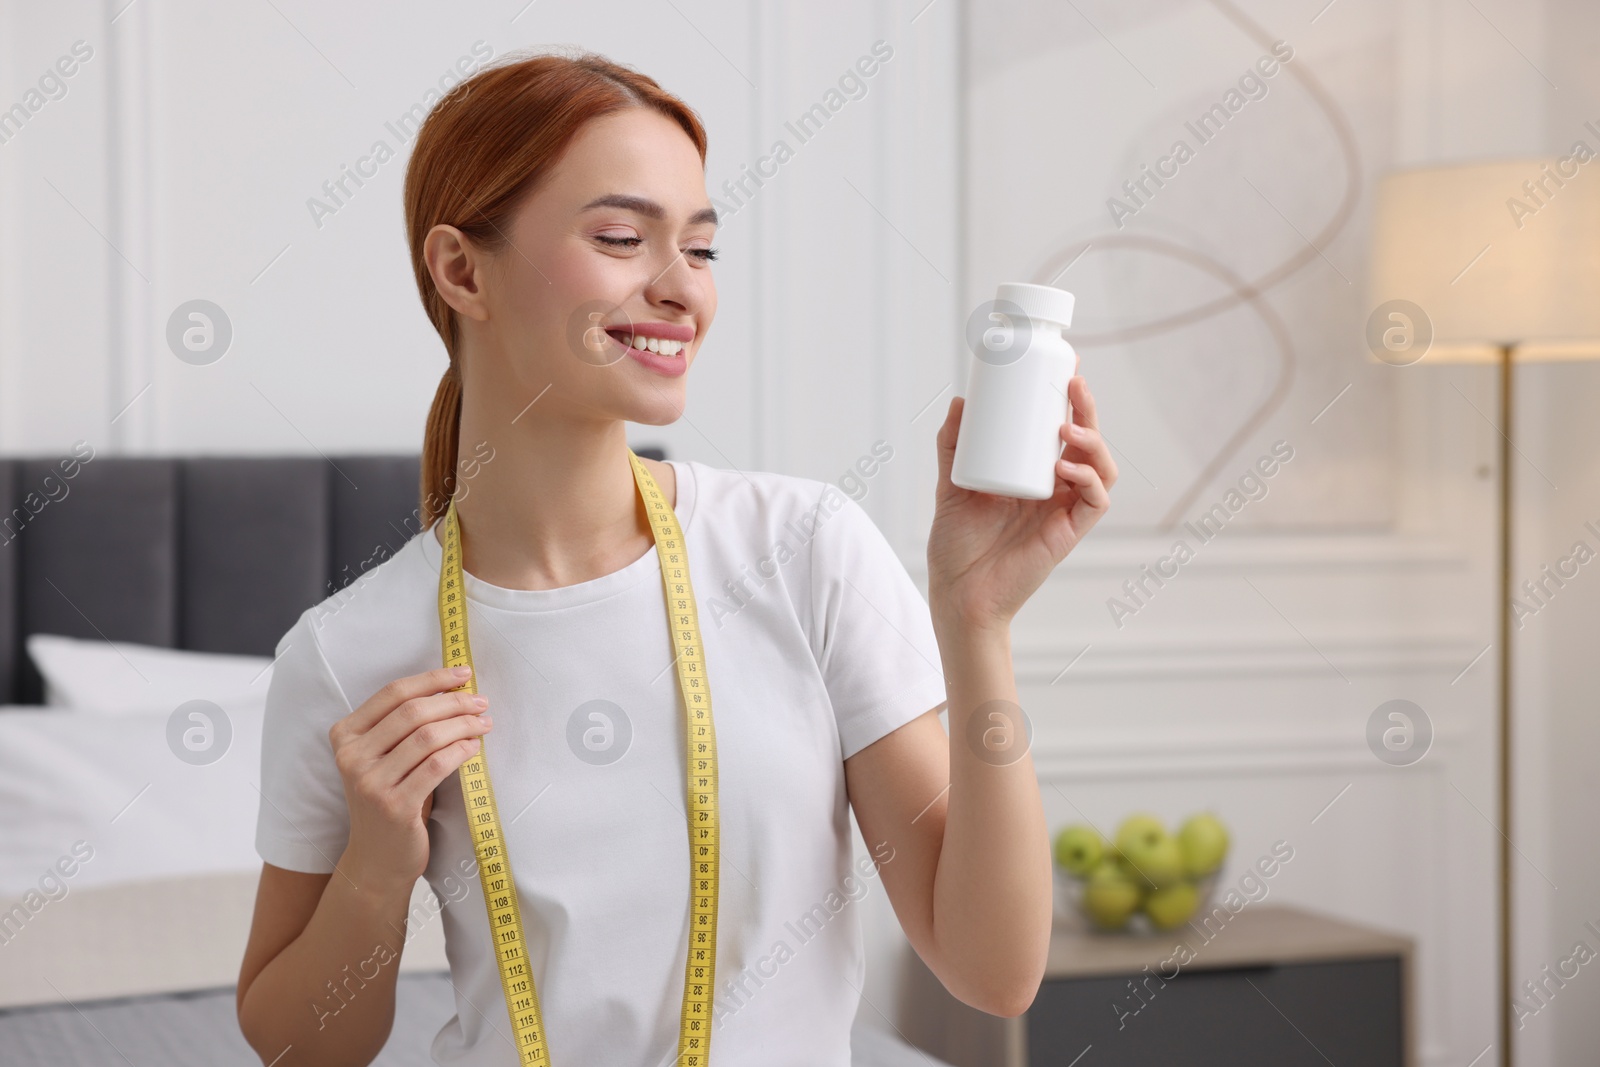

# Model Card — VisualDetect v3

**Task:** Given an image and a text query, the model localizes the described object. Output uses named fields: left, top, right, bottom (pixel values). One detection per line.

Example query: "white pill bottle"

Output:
left=951, top=282, right=1078, bottom=499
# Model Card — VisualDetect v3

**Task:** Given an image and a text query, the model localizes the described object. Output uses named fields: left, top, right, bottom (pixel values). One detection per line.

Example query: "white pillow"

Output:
left=25, top=634, right=274, bottom=714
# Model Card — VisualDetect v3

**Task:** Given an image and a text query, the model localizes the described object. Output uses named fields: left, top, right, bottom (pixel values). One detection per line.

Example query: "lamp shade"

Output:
left=1368, top=158, right=1600, bottom=362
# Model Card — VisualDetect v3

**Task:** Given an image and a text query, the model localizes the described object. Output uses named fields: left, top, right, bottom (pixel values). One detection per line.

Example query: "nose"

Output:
left=643, top=250, right=699, bottom=316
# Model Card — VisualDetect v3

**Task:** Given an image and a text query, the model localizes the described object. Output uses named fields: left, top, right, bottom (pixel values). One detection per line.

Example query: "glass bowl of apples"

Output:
left=1052, top=812, right=1229, bottom=935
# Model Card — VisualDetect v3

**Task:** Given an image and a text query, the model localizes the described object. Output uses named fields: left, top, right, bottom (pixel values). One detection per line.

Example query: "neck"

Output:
left=444, top=399, right=660, bottom=592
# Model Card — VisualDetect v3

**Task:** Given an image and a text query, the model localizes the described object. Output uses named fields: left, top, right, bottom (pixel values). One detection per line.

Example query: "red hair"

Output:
left=403, top=49, right=708, bottom=526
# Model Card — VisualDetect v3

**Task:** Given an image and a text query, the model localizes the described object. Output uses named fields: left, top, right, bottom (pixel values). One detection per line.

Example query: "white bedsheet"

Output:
left=0, top=701, right=266, bottom=898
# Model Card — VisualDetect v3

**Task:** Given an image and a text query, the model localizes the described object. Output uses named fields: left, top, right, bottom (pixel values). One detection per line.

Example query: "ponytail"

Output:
left=420, top=363, right=462, bottom=527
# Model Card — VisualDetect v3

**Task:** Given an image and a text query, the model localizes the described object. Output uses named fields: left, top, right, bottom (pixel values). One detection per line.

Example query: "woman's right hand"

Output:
left=330, top=665, right=491, bottom=895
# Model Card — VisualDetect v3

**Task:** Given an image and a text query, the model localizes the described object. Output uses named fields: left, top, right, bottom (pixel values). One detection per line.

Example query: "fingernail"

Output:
left=477, top=714, right=493, bottom=727
left=472, top=696, right=488, bottom=709
left=453, top=665, right=472, bottom=678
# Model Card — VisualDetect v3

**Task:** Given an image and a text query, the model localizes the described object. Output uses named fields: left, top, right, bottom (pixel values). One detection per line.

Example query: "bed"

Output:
left=0, top=452, right=950, bottom=1065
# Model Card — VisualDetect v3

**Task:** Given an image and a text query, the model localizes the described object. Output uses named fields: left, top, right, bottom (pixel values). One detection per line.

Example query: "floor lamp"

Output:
left=1369, top=159, right=1600, bottom=1067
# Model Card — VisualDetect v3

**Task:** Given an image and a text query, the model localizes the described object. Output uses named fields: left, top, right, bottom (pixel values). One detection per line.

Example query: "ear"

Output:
left=424, top=224, right=491, bottom=323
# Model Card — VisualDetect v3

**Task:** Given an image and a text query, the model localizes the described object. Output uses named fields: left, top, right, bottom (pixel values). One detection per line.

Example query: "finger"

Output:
left=340, top=666, right=474, bottom=739
left=1055, top=457, right=1110, bottom=512
left=1067, top=375, right=1100, bottom=431
left=380, top=703, right=493, bottom=789
left=395, top=735, right=483, bottom=814
left=1060, top=423, right=1119, bottom=490
left=363, top=688, right=489, bottom=761
left=935, top=394, right=963, bottom=484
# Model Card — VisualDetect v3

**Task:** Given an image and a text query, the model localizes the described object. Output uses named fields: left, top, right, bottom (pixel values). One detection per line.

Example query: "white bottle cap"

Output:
left=995, top=282, right=1075, bottom=329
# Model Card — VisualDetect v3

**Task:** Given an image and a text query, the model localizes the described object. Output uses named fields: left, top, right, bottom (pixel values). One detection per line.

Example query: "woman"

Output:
left=237, top=50, right=1116, bottom=1067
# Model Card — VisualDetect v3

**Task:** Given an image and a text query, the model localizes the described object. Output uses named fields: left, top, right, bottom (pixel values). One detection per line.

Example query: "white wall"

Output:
left=2, top=0, right=769, bottom=461
left=1518, top=1, right=1600, bottom=1061
left=2, top=0, right=1594, bottom=1063
left=950, top=0, right=1571, bottom=1064
left=952, top=1, right=1497, bottom=1060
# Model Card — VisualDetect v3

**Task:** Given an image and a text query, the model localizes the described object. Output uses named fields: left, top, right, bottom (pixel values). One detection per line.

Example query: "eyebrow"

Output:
left=580, top=193, right=718, bottom=228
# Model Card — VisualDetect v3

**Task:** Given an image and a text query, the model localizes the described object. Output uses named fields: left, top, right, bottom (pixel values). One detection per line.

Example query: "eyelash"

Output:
left=594, top=234, right=719, bottom=262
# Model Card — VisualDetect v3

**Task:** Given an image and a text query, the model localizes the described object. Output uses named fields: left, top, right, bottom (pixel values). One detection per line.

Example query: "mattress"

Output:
left=0, top=706, right=953, bottom=1065
left=0, top=969, right=950, bottom=1067
left=0, top=703, right=266, bottom=896
left=0, top=702, right=453, bottom=1010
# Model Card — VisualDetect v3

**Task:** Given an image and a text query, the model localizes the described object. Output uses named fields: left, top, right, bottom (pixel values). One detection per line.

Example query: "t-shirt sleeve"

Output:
left=253, top=610, right=356, bottom=874
left=807, top=482, right=948, bottom=760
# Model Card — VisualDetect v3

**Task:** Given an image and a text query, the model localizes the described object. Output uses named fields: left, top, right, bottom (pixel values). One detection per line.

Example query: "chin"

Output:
left=621, top=386, right=688, bottom=426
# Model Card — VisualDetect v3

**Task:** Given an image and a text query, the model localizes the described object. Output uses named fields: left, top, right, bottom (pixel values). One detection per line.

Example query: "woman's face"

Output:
left=459, top=107, right=718, bottom=428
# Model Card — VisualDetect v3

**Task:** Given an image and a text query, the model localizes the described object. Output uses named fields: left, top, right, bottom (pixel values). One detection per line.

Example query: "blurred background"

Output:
left=2, top=0, right=1598, bottom=1065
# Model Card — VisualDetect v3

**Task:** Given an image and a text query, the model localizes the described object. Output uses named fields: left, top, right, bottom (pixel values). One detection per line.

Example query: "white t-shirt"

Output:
left=254, top=458, right=949, bottom=1066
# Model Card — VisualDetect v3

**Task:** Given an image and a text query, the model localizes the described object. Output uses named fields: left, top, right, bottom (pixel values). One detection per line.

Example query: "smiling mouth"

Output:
left=606, top=329, right=687, bottom=358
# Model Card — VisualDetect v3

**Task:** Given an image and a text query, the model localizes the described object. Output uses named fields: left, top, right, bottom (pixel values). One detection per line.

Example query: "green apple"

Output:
left=1176, top=813, right=1229, bottom=877
left=1143, top=881, right=1200, bottom=930
left=1114, top=813, right=1185, bottom=888
left=1052, top=825, right=1105, bottom=878
left=1082, top=859, right=1141, bottom=930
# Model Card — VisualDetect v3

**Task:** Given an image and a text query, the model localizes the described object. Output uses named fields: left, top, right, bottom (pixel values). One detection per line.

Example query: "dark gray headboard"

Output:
left=0, top=448, right=667, bottom=705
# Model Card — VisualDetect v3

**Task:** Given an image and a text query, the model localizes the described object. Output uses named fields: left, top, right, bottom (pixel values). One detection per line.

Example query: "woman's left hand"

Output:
left=927, top=375, right=1117, bottom=633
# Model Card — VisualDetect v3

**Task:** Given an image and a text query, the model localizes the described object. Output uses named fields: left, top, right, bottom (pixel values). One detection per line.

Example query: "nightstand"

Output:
left=899, top=904, right=1414, bottom=1066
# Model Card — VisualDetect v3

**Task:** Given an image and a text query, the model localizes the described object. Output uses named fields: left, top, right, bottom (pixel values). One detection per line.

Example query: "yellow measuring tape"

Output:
left=436, top=449, right=720, bottom=1065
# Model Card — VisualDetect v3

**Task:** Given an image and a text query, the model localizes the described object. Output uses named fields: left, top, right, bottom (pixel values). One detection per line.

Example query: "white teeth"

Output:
left=628, top=334, right=685, bottom=356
